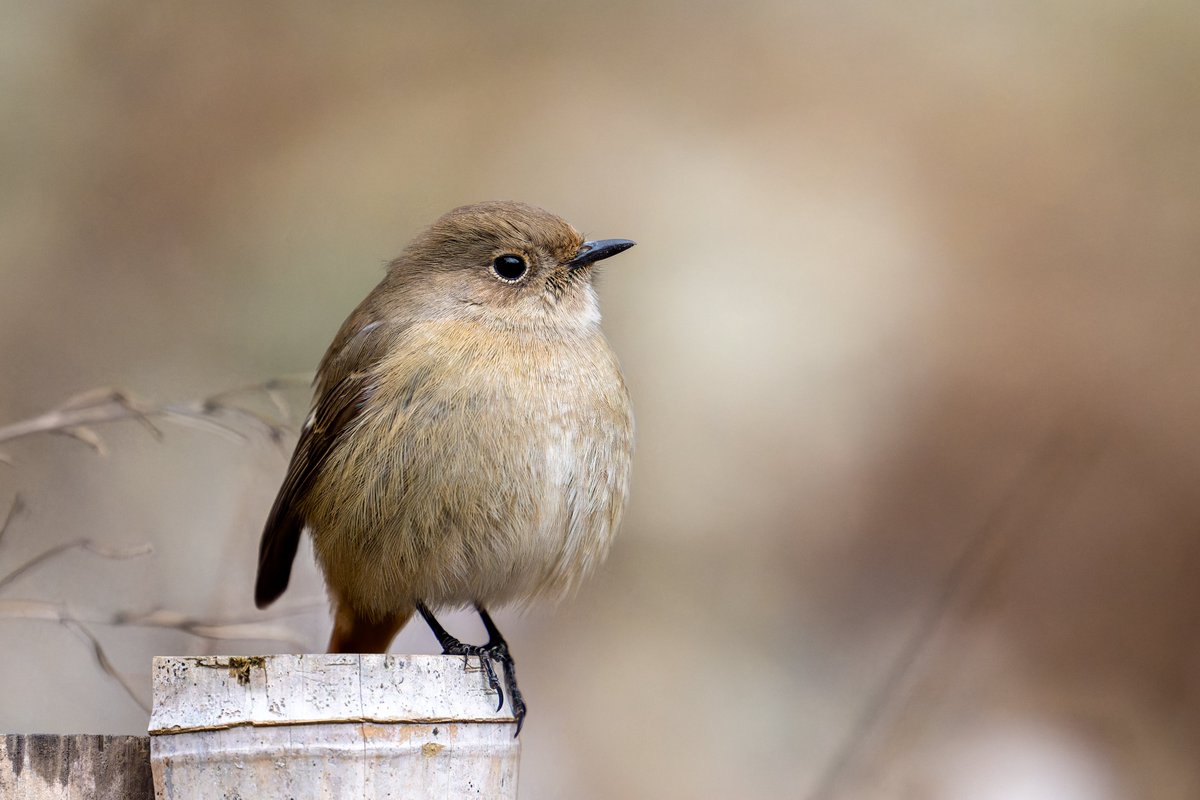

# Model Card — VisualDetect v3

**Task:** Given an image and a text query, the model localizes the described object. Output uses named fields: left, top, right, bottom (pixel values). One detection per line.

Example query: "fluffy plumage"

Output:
left=255, top=201, right=634, bottom=655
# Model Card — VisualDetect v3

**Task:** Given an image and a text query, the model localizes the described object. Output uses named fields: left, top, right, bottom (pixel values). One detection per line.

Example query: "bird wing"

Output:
left=254, top=305, right=394, bottom=609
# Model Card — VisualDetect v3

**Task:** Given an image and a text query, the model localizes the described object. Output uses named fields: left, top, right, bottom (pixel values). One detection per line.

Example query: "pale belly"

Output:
left=305, top=333, right=633, bottom=617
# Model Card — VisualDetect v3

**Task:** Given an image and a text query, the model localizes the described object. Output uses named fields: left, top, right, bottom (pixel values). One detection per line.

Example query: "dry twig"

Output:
left=0, top=495, right=24, bottom=546
left=0, top=487, right=319, bottom=712
left=0, top=377, right=320, bottom=712
left=0, top=539, right=153, bottom=593
left=0, top=376, right=311, bottom=460
left=0, top=595, right=318, bottom=711
left=62, top=617, right=151, bottom=713
left=803, top=429, right=1106, bottom=800
left=0, top=599, right=314, bottom=651
left=0, top=599, right=316, bottom=712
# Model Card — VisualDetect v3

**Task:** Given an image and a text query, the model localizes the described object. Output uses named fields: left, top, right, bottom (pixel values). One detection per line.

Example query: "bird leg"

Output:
left=327, top=603, right=410, bottom=654
left=477, top=605, right=527, bottom=735
left=416, top=602, right=527, bottom=734
left=416, top=603, right=503, bottom=704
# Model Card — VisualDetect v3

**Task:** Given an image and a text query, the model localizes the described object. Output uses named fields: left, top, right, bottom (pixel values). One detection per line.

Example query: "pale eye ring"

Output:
left=491, top=254, right=528, bottom=283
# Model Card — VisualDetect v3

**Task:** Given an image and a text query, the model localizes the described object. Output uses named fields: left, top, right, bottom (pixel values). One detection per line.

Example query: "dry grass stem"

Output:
left=0, top=495, right=25, bottom=546
left=0, top=497, right=317, bottom=710
left=111, top=607, right=311, bottom=650
left=62, top=617, right=151, bottom=713
left=0, top=599, right=315, bottom=711
left=804, top=428, right=1108, bottom=800
left=0, top=376, right=312, bottom=460
left=0, top=538, right=154, bottom=593
left=0, top=599, right=312, bottom=650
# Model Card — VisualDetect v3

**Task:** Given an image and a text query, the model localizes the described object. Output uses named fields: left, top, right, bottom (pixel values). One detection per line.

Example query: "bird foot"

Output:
left=417, top=603, right=527, bottom=735
left=442, top=639, right=526, bottom=735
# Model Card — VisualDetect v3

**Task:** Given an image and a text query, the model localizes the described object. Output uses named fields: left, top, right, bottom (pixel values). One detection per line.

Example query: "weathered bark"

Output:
left=0, top=734, right=152, bottom=800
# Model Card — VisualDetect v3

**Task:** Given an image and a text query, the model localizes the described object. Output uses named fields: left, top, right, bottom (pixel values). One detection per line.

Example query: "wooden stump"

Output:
left=0, top=734, right=153, bottom=800
left=150, top=654, right=521, bottom=799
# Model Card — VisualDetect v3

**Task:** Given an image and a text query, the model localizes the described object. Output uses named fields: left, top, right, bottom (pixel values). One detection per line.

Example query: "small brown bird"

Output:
left=254, top=201, right=634, bottom=731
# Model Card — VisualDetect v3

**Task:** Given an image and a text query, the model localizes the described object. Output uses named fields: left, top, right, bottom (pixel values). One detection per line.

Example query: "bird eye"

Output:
left=491, top=254, right=528, bottom=283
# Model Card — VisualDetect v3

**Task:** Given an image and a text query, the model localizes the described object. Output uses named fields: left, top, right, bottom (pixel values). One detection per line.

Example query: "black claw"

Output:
left=474, top=606, right=527, bottom=736
left=440, top=640, right=505, bottom=710
left=477, top=652, right=501, bottom=705
left=482, top=641, right=525, bottom=735
left=482, top=656, right=504, bottom=711
left=417, top=603, right=528, bottom=736
left=505, top=668, right=526, bottom=737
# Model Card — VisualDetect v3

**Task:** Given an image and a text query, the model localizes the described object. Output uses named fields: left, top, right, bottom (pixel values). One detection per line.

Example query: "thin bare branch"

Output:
left=0, top=599, right=313, bottom=649
left=0, top=538, right=153, bottom=593
left=61, top=617, right=150, bottom=713
left=0, top=599, right=61, bottom=621
left=208, top=404, right=291, bottom=445
left=59, top=426, right=108, bottom=456
left=0, top=376, right=310, bottom=456
left=264, top=386, right=291, bottom=421
left=0, top=598, right=151, bottom=710
left=163, top=401, right=290, bottom=446
left=156, top=407, right=250, bottom=443
left=0, top=495, right=25, bottom=547
left=0, top=375, right=317, bottom=712
left=56, top=387, right=132, bottom=412
left=803, top=429, right=1106, bottom=800
left=205, top=373, right=312, bottom=405
left=209, top=597, right=328, bottom=622
left=112, top=609, right=310, bottom=650
left=0, top=388, right=157, bottom=448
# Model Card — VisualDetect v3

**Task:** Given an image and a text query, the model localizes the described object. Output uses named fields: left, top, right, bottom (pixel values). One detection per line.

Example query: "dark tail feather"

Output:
left=255, top=507, right=302, bottom=609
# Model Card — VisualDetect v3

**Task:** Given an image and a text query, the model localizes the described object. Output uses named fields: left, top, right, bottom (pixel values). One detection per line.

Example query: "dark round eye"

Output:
left=491, top=254, right=528, bottom=283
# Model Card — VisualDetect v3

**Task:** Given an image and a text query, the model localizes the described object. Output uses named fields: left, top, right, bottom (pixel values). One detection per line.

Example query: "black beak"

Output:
left=567, top=238, right=636, bottom=269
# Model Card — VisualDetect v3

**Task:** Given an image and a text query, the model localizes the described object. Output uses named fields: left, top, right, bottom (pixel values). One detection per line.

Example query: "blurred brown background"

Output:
left=2, top=2, right=1199, bottom=798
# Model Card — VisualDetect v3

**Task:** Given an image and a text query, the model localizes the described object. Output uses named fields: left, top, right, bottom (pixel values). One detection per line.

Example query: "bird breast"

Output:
left=306, top=319, right=633, bottom=614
